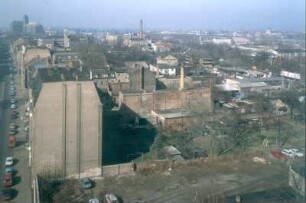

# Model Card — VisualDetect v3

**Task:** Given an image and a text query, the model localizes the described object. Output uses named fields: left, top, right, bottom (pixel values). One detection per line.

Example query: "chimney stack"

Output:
left=179, top=64, right=185, bottom=91
left=140, top=19, right=143, bottom=39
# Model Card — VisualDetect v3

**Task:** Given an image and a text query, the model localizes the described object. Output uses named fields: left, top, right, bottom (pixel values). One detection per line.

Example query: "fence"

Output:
left=102, top=163, right=134, bottom=177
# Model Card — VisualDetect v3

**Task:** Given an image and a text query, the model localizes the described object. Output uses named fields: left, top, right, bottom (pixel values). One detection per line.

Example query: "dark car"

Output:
left=9, top=129, right=16, bottom=135
left=1, top=188, right=14, bottom=201
left=79, top=177, right=93, bottom=189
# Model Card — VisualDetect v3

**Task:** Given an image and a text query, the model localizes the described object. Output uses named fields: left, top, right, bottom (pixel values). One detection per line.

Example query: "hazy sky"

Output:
left=1, top=0, right=305, bottom=31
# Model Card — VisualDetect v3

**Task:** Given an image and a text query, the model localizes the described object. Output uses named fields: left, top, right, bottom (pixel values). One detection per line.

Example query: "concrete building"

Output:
left=31, top=81, right=102, bottom=177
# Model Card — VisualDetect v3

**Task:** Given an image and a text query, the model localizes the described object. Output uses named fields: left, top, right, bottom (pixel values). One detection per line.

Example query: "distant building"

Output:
left=152, top=41, right=172, bottom=52
left=154, top=64, right=177, bottom=76
left=123, top=37, right=147, bottom=47
left=276, top=48, right=306, bottom=60
left=10, top=21, right=24, bottom=34
left=52, top=52, right=79, bottom=64
left=212, top=38, right=232, bottom=45
left=156, top=55, right=179, bottom=66
left=31, top=81, right=102, bottom=177
left=37, top=38, right=55, bottom=50
left=104, top=34, right=118, bottom=45
left=217, top=78, right=283, bottom=99
left=128, top=65, right=156, bottom=92
left=232, top=37, right=250, bottom=45
left=199, top=58, right=214, bottom=69
left=25, top=22, right=44, bottom=35
left=64, top=29, right=70, bottom=49
left=23, top=15, right=29, bottom=26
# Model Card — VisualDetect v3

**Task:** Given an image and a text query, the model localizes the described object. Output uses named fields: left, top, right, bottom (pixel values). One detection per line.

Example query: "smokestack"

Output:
left=140, top=19, right=143, bottom=39
left=179, top=64, right=184, bottom=91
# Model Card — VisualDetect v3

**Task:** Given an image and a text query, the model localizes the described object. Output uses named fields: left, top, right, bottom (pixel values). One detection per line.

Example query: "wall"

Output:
left=32, top=81, right=102, bottom=177
left=102, top=163, right=133, bottom=177
left=119, top=88, right=212, bottom=122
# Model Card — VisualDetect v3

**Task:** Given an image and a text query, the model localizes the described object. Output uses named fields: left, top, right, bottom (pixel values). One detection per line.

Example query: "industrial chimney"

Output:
left=179, top=64, right=185, bottom=91
left=140, top=19, right=143, bottom=39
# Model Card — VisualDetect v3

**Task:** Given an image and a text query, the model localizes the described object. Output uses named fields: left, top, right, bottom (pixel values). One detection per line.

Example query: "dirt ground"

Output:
left=90, top=152, right=290, bottom=203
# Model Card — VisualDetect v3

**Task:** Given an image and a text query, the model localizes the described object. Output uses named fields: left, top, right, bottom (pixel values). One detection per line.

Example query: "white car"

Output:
left=290, top=149, right=304, bottom=157
left=5, top=157, right=13, bottom=166
left=89, top=198, right=100, bottom=203
left=282, top=149, right=296, bottom=158
left=104, top=194, right=118, bottom=203
left=10, top=99, right=16, bottom=104
left=10, top=104, right=16, bottom=109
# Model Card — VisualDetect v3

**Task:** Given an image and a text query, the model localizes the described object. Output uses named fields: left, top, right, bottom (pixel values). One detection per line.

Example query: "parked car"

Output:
left=289, top=148, right=304, bottom=157
left=10, top=114, right=17, bottom=119
left=9, top=123, right=16, bottom=129
left=79, top=177, right=93, bottom=189
left=282, top=149, right=296, bottom=158
left=10, top=104, right=16, bottom=109
left=9, top=129, right=16, bottom=135
left=5, top=157, right=13, bottom=166
left=10, top=99, right=16, bottom=104
left=3, top=173, right=12, bottom=187
left=5, top=167, right=13, bottom=174
left=1, top=188, right=14, bottom=200
left=271, top=150, right=287, bottom=160
left=8, top=136, right=16, bottom=148
left=89, top=198, right=100, bottom=203
left=104, top=194, right=119, bottom=203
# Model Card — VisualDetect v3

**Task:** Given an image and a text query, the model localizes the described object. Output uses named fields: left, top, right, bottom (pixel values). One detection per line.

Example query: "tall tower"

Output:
left=23, top=15, right=29, bottom=25
left=23, top=15, right=29, bottom=33
left=140, top=19, right=143, bottom=39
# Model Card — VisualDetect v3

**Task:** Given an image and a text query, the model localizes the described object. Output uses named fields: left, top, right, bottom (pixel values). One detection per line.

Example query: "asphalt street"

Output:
left=0, top=37, right=32, bottom=202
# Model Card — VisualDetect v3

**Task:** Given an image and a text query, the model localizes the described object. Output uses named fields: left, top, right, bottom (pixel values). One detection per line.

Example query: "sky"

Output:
left=1, top=0, right=305, bottom=31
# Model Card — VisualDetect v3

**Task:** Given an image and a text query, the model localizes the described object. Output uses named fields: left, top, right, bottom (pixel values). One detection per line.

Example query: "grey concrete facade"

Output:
left=32, top=81, right=102, bottom=177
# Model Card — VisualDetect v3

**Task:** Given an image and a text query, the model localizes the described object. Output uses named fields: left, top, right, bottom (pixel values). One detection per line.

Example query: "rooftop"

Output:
left=153, top=109, right=195, bottom=119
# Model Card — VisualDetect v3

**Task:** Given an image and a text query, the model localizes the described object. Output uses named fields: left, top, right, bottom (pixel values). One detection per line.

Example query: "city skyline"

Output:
left=1, top=0, right=305, bottom=31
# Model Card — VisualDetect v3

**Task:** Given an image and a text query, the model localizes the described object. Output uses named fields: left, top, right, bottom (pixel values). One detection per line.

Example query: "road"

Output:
left=0, top=36, right=11, bottom=194
left=0, top=36, right=32, bottom=202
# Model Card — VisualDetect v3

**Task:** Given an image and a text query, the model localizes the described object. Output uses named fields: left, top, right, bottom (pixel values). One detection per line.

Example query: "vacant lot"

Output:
left=91, top=152, right=290, bottom=203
